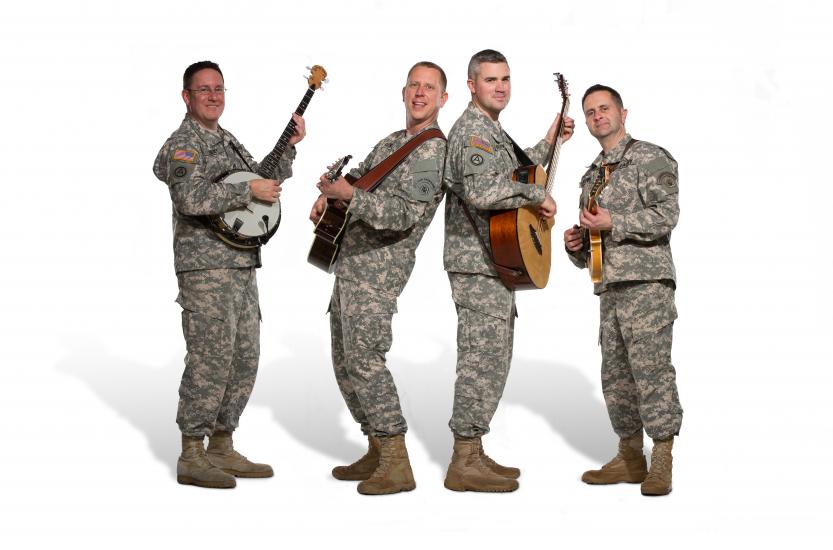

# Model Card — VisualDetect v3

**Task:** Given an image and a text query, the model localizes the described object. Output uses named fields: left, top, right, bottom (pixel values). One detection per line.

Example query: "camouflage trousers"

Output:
left=448, top=272, right=515, bottom=438
left=329, top=278, right=406, bottom=437
left=175, top=267, right=260, bottom=438
left=600, top=280, right=682, bottom=441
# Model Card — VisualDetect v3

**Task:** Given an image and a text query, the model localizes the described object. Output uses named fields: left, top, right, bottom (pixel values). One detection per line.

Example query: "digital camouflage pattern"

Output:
left=442, top=102, right=548, bottom=437
left=447, top=273, right=515, bottom=438
left=600, top=281, right=682, bottom=440
left=336, top=124, right=447, bottom=295
left=330, top=278, right=402, bottom=436
left=567, top=134, right=678, bottom=295
left=565, top=134, right=683, bottom=441
left=153, top=115, right=295, bottom=273
left=443, top=102, right=549, bottom=276
left=175, top=268, right=260, bottom=437
left=154, top=115, right=295, bottom=438
left=330, top=126, right=447, bottom=437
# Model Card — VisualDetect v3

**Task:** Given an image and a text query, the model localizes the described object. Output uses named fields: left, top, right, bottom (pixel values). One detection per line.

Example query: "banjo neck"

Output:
left=257, top=86, right=316, bottom=178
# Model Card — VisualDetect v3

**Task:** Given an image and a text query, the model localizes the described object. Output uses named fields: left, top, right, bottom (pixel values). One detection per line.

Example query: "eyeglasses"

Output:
left=187, top=87, right=227, bottom=96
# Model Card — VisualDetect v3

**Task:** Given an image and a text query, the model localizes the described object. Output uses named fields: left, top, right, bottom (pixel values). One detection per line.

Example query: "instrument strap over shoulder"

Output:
left=503, top=132, right=534, bottom=168
left=352, top=127, right=446, bottom=193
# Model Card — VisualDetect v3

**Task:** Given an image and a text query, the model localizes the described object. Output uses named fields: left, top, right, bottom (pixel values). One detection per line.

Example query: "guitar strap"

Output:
left=597, top=138, right=640, bottom=189
left=350, top=127, right=446, bottom=193
left=504, top=132, right=534, bottom=168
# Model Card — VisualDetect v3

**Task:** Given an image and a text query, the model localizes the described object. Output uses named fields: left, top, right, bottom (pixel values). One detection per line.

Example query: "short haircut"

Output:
left=467, top=49, right=508, bottom=80
left=407, top=61, right=448, bottom=91
left=582, top=84, right=624, bottom=110
left=183, top=61, right=223, bottom=90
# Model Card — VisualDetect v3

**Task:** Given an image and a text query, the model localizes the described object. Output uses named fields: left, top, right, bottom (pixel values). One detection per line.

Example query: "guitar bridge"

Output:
left=528, top=224, right=543, bottom=255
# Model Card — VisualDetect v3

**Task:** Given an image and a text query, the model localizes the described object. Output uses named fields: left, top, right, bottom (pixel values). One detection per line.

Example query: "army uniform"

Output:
left=330, top=125, right=447, bottom=437
left=567, top=134, right=682, bottom=441
left=154, top=115, right=295, bottom=438
left=443, top=102, right=550, bottom=438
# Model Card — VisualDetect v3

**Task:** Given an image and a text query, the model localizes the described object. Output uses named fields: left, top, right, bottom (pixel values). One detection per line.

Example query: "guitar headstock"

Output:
left=307, top=65, right=328, bottom=90
left=554, top=72, right=569, bottom=101
left=325, top=155, right=352, bottom=181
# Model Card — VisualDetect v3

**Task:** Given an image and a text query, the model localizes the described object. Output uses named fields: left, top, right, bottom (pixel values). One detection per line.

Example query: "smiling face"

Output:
left=583, top=90, right=627, bottom=145
left=403, top=65, right=448, bottom=132
left=181, top=68, right=225, bottom=131
left=467, top=61, right=511, bottom=120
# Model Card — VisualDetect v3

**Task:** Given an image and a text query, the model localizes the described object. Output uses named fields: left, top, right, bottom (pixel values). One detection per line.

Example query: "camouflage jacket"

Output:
left=153, top=115, right=295, bottom=273
left=335, top=124, right=447, bottom=296
left=567, top=134, right=679, bottom=294
left=443, top=102, right=549, bottom=276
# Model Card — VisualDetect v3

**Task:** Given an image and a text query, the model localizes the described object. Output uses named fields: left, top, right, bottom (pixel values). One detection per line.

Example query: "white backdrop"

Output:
left=1, top=1, right=830, bottom=547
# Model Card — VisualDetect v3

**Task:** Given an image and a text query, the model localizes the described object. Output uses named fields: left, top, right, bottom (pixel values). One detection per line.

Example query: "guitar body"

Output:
left=308, top=196, right=352, bottom=273
left=489, top=164, right=552, bottom=290
left=207, top=171, right=282, bottom=250
left=588, top=228, right=603, bottom=283
left=308, top=162, right=355, bottom=273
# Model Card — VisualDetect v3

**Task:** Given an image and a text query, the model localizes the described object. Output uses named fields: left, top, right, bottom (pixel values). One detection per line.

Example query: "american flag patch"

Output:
left=172, top=149, right=197, bottom=163
left=469, top=136, right=493, bottom=154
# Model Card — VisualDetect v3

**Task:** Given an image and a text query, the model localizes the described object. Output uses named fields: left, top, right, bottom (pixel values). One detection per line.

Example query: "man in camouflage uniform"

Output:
left=154, top=61, right=306, bottom=489
left=309, top=62, right=448, bottom=495
left=443, top=50, right=574, bottom=492
left=564, top=84, right=682, bottom=496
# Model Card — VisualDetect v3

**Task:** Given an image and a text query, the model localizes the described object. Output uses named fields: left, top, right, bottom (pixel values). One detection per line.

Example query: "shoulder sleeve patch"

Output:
left=469, top=136, right=494, bottom=154
left=172, top=149, right=198, bottom=164
left=658, top=171, right=677, bottom=190
left=463, top=145, right=492, bottom=176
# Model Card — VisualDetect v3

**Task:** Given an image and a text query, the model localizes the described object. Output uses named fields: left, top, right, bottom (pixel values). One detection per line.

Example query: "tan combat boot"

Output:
left=332, top=435, right=381, bottom=481
left=581, top=432, right=648, bottom=485
left=177, top=435, right=236, bottom=489
left=479, top=438, right=520, bottom=479
left=206, top=431, right=273, bottom=478
left=444, top=436, right=519, bottom=493
left=641, top=437, right=673, bottom=496
left=356, top=435, right=416, bottom=495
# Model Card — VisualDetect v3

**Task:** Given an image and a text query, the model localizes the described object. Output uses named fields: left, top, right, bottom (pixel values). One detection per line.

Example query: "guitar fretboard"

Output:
left=258, top=86, right=316, bottom=178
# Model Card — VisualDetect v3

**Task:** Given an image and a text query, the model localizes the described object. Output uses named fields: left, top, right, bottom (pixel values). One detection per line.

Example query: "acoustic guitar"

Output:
left=206, top=65, right=327, bottom=249
left=307, top=156, right=354, bottom=273
left=489, top=73, right=570, bottom=290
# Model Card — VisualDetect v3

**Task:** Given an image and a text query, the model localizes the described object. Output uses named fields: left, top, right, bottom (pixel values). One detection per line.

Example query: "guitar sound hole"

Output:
left=528, top=225, right=543, bottom=255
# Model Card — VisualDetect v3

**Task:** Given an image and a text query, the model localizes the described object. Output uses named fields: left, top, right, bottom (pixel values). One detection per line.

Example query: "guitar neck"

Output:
left=257, top=86, right=316, bottom=178
left=544, top=96, right=570, bottom=195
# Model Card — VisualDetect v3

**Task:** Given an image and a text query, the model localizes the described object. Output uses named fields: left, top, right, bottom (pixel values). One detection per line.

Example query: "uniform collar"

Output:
left=591, top=133, right=633, bottom=168
left=184, top=115, right=229, bottom=147
left=466, top=101, right=504, bottom=142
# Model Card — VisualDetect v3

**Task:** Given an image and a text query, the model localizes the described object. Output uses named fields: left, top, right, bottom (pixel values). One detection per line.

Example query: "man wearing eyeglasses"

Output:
left=153, top=60, right=305, bottom=489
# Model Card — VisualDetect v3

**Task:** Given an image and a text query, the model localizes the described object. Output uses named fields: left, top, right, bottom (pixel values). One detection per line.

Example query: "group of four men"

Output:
left=153, top=49, right=683, bottom=497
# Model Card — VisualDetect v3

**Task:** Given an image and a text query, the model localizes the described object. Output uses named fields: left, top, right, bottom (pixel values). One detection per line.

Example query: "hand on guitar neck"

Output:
left=545, top=113, right=576, bottom=145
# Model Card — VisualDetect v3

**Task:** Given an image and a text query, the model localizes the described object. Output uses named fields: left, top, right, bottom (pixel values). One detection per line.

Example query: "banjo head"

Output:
left=210, top=171, right=282, bottom=247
